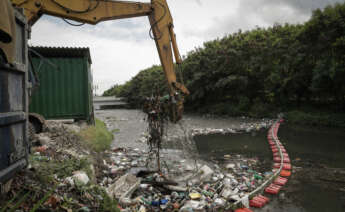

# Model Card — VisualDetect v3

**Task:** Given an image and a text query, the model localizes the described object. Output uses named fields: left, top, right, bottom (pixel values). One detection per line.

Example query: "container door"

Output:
left=0, top=9, right=28, bottom=183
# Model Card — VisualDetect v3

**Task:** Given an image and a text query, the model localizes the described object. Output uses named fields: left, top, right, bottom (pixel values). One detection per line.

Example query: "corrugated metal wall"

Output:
left=29, top=55, right=93, bottom=121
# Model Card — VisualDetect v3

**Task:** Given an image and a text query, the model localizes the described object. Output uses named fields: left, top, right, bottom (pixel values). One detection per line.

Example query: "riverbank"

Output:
left=0, top=120, right=120, bottom=212
left=185, top=104, right=345, bottom=129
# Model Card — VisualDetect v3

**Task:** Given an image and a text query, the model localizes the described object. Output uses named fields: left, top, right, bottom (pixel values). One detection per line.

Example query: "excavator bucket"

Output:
left=0, top=0, right=16, bottom=63
left=0, top=0, right=13, bottom=43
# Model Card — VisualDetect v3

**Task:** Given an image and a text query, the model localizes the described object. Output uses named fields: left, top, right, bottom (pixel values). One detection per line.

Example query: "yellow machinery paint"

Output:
left=11, top=0, right=189, bottom=122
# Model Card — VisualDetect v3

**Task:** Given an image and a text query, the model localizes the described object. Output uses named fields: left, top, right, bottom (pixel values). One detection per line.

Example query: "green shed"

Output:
left=29, top=46, right=94, bottom=123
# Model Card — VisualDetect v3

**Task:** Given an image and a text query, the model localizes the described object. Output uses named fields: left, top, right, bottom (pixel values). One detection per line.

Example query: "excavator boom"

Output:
left=11, top=0, right=152, bottom=25
left=10, top=0, right=189, bottom=122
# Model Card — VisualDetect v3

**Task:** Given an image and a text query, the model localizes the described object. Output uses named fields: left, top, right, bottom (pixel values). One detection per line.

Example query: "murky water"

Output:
left=194, top=124, right=345, bottom=212
left=279, top=125, right=345, bottom=168
left=95, top=109, right=270, bottom=150
left=195, top=130, right=270, bottom=158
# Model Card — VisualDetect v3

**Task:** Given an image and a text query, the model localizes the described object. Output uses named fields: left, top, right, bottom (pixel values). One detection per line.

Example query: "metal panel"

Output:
left=14, top=17, right=25, bottom=64
left=0, top=8, right=28, bottom=184
left=0, top=68, right=24, bottom=113
left=29, top=48, right=93, bottom=122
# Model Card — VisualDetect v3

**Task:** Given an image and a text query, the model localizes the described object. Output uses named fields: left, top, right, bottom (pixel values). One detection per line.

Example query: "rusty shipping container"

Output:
left=29, top=46, right=94, bottom=123
left=0, top=8, right=29, bottom=184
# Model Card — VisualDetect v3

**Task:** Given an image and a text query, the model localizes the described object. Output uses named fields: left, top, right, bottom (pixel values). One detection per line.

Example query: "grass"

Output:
left=78, top=185, right=120, bottom=212
left=78, top=119, right=114, bottom=152
left=29, top=156, right=93, bottom=184
left=111, top=128, right=120, bottom=133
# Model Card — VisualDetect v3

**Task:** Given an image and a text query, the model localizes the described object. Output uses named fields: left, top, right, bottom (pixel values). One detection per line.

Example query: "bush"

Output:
left=78, top=119, right=114, bottom=152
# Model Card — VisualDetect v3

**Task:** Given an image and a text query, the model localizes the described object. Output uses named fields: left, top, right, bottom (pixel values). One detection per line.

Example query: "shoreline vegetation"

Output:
left=78, top=119, right=114, bottom=152
left=103, top=2, right=345, bottom=128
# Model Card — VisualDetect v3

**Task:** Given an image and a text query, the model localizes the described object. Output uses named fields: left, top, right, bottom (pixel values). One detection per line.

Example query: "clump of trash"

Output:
left=101, top=147, right=272, bottom=211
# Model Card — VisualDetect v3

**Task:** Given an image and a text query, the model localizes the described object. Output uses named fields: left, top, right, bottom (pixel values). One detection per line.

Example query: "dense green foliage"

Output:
left=103, top=65, right=168, bottom=105
left=103, top=3, right=345, bottom=124
left=103, top=84, right=124, bottom=97
left=78, top=119, right=114, bottom=152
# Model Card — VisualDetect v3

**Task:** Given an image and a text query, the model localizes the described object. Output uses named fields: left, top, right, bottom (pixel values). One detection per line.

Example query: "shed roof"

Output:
left=29, top=46, right=92, bottom=64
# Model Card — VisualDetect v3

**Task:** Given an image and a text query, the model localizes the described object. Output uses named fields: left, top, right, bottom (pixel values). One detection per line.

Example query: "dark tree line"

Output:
left=104, top=2, right=345, bottom=119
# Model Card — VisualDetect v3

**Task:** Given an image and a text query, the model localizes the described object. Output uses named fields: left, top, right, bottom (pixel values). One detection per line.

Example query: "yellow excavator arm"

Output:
left=10, top=0, right=189, bottom=122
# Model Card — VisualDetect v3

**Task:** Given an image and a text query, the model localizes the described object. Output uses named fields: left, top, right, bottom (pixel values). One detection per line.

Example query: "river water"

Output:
left=96, top=109, right=345, bottom=212
left=195, top=124, right=345, bottom=212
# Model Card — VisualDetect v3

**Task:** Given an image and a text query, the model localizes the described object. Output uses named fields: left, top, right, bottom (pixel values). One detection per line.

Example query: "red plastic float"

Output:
left=274, top=176, right=288, bottom=186
left=273, top=157, right=281, bottom=162
left=257, top=195, right=270, bottom=203
left=280, top=170, right=292, bottom=177
left=265, top=185, right=280, bottom=194
left=273, top=152, right=289, bottom=157
left=253, top=196, right=267, bottom=204
left=271, top=147, right=279, bottom=153
left=250, top=195, right=269, bottom=208
left=249, top=199, right=265, bottom=208
left=263, top=119, right=291, bottom=204
left=270, top=183, right=282, bottom=189
left=235, top=208, right=253, bottom=212
left=273, top=156, right=290, bottom=163
left=282, top=163, right=291, bottom=170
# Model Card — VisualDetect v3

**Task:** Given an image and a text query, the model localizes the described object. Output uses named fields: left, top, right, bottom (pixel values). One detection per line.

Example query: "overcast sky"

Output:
left=29, top=0, right=344, bottom=95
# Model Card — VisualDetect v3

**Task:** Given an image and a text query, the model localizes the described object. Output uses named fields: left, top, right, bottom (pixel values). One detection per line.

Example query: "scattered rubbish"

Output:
left=1, top=112, right=277, bottom=211
left=180, top=200, right=206, bottom=211
left=36, top=135, right=51, bottom=146
left=199, top=165, right=214, bottom=181
left=107, top=173, right=140, bottom=201
left=190, top=119, right=273, bottom=137
left=189, top=192, right=201, bottom=200
left=226, top=163, right=235, bottom=169
left=98, top=146, right=270, bottom=211
left=65, top=177, right=74, bottom=186
left=72, top=171, right=90, bottom=185
left=34, top=145, right=48, bottom=153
